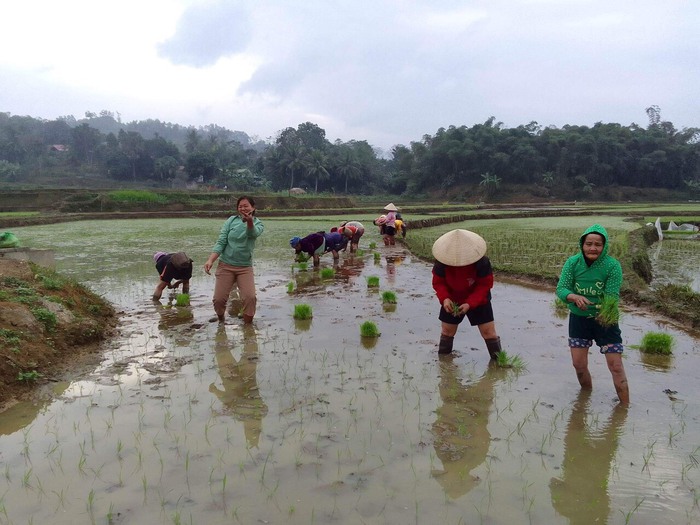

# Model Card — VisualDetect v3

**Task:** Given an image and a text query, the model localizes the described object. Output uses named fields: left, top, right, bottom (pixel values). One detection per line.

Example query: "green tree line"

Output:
left=1, top=106, right=698, bottom=197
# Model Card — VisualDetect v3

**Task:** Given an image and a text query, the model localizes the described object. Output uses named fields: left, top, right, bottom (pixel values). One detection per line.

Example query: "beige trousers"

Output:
left=213, top=263, right=256, bottom=319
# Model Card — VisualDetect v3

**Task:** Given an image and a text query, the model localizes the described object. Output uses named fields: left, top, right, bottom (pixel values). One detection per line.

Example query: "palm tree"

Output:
left=306, top=150, right=330, bottom=193
left=335, top=147, right=360, bottom=193
left=479, top=172, right=501, bottom=199
left=282, top=143, right=308, bottom=190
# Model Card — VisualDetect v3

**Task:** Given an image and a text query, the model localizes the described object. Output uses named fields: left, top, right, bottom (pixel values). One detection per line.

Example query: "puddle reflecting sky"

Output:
left=1, top=218, right=700, bottom=525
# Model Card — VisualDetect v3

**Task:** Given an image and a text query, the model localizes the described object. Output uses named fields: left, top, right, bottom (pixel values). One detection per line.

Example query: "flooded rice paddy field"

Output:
left=2, top=218, right=700, bottom=525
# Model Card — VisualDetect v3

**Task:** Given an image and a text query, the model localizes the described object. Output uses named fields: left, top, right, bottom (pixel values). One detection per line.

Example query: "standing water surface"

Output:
left=1, top=218, right=700, bottom=525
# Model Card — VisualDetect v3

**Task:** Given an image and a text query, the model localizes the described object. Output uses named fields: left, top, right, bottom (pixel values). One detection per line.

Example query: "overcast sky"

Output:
left=1, top=0, right=698, bottom=152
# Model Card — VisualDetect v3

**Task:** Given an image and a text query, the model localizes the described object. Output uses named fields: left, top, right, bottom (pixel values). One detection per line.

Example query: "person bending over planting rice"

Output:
left=152, top=251, right=193, bottom=301
left=431, top=229, right=503, bottom=359
left=290, top=232, right=326, bottom=267
left=556, top=224, right=629, bottom=405
left=338, top=220, right=365, bottom=252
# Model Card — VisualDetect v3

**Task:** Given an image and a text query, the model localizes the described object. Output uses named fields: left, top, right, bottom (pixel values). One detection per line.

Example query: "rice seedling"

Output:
left=381, top=291, right=397, bottom=304
left=293, top=304, right=313, bottom=320
left=356, top=249, right=365, bottom=256
left=175, top=293, right=190, bottom=306
left=296, top=261, right=308, bottom=271
left=286, top=281, right=294, bottom=294
left=373, top=252, right=381, bottom=262
left=360, top=321, right=380, bottom=338
left=366, top=276, right=380, bottom=288
left=552, top=297, right=569, bottom=319
left=638, top=331, right=675, bottom=355
left=321, top=268, right=335, bottom=279
left=596, top=295, right=620, bottom=326
left=369, top=242, right=377, bottom=249
left=496, top=350, right=526, bottom=370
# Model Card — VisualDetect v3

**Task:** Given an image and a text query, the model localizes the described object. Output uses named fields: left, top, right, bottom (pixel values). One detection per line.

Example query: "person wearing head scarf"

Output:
left=203, top=196, right=264, bottom=324
left=556, top=224, right=629, bottom=405
left=290, top=232, right=326, bottom=267
left=152, top=251, right=193, bottom=301
left=431, top=229, right=502, bottom=359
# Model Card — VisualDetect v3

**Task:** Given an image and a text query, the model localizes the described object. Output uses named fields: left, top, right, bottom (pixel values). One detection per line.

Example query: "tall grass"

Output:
left=108, top=190, right=169, bottom=204
left=404, top=218, right=632, bottom=280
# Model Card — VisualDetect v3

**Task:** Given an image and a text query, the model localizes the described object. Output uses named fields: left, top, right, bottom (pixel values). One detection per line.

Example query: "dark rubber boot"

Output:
left=485, top=337, right=502, bottom=360
left=438, top=335, right=454, bottom=355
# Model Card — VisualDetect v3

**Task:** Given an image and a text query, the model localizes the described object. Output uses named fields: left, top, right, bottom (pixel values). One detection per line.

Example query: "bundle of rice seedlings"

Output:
left=175, top=294, right=190, bottom=307
left=381, top=291, right=397, bottom=304
left=293, top=304, right=313, bottom=320
left=638, top=331, right=674, bottom=355
left=366, top=276, right=380, bottom=288
left=596, top=295, right=620, bottom=326
left=321, top=268, right=335, bottom=279
left=496, top=350, right=526, bottom=370
left=360, top=321, right=380, bottom=337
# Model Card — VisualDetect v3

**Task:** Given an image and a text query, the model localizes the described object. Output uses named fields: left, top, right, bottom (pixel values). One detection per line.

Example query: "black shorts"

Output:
left=384, top=226, right=396, bottom=236
left=568, top=314, right=623, bottom=352
left=439, top=301, right=494, bottom=326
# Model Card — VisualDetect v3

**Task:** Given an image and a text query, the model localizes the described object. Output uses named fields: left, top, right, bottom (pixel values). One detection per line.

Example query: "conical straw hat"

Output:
left=384, top=202, right=398, bottom=211
left=432, top=229, right=487, bottom=266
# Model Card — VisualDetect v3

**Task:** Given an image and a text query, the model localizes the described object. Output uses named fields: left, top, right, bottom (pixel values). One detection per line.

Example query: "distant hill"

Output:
left=65, top=113, right=269, bottom=152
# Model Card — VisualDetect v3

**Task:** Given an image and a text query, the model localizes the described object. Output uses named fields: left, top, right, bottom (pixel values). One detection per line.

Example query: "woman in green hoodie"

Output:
left=556, top=224, right=629, bottom=405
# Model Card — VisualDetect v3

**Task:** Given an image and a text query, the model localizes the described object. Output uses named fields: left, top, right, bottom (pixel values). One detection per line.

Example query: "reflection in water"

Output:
left=209, top=326, right=268, bottom=447
left=639, top=351, right=674, bottom=372
left=292, top=267, right=323, bottom=294
left=431, top=358, right=504, bottom=499
left=550, top=392, right=628, bottom=524
left=333, top=254, right=365, bottom=283
left=156, top=303, right=194, bottom=330
left=0, top=382, right=69, bottom=436
left=385, top=255, right=404, bottom=285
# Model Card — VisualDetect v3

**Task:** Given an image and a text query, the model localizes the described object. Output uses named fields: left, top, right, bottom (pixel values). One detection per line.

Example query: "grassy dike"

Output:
left=0, top=259, right=117, bottom=406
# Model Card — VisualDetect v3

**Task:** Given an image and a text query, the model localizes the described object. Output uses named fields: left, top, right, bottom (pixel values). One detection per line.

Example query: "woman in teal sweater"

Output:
left=204, top=196, right=264, bottom=324
left=556, top=224, right=629, bottom=405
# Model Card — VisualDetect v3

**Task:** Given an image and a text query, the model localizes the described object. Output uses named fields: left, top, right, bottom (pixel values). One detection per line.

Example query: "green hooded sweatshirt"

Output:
left=556, top=224, right=623, bottom=318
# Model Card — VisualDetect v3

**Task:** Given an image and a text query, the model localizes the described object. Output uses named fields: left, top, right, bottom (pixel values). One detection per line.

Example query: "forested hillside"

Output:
left=1, top=107, right=698, bottom=201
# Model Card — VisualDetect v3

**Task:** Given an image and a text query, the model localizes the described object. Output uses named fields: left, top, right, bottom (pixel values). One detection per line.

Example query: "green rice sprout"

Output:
left=496, top=350, right=526, bottom=370
left=381, top=291, right=397, bottom=304
left=451, top=301, right=461, bottom=316
left=596, top=295, right=620, bottom=326
left=293, top=304, right=313, bottom=320
left=287, top=281, right=294, bottom=294
left=360, top=321, right=380, bottom=338
left=296, top=261, right=308, bottom=271
left=369, top=242, right=377, bottom=250
left=373, top=252, right=381, bottom=262
left=553, top=297, right=569, bottom=319
left=321, top=268, right=335, bottom=279
left=638, top=331, right=675, bottom=355
left=366, top=276, right=380, bottom=288
left=175, top=293, right=190, bottom=307
left=356, top=249, right=365, bottom=256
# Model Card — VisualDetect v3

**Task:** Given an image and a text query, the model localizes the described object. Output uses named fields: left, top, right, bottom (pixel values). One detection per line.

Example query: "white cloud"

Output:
left=0, top=0, right=698, bottom=149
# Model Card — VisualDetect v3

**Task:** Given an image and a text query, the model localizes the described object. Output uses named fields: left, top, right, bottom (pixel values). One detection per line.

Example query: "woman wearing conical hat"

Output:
left=382, top=203, right=398, bottom=246
left=431, top=229, right=503, bottom=359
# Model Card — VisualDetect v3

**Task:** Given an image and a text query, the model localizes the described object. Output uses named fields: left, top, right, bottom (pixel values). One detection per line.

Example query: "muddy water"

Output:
left=1, top=218, right=700, bottom=525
